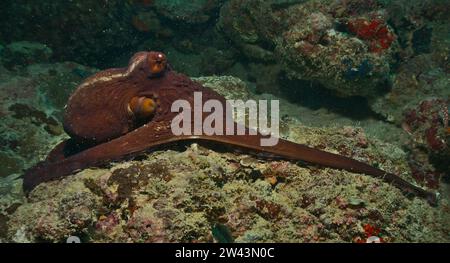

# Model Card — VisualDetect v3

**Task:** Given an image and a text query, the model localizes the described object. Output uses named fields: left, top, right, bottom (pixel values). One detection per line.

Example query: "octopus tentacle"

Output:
left=23, top=120, right=175, bottom=192
left=200, top=134, right=438, bottom=206
left=23, top=121, right=438, bottom=206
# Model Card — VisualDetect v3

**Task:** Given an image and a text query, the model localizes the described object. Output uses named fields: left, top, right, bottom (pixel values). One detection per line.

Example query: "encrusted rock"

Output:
left=6, top=122, right=450, bottom=242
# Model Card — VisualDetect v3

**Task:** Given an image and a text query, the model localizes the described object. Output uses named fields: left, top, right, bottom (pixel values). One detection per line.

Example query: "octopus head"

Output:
left=147, top=51, right=167, bottom=76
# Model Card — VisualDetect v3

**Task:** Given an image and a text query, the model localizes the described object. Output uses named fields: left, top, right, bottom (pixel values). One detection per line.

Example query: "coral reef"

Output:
left=0, top=45, right=97, bottom=176
left=217, top=0, right=279, bottom=62
left=0, top=1, right=227, bottom=68
left=153, top=0, right=224, bottom=24
left=216, top=0, right=448, bottom=120
left=0, top=43, right=98, bottom=240
left=193, top=76, right=252, bottom=100
left=402, top=99, right=449, bottom=189
left=6, top=122, right=450, bottom=242
left=371, top=54, right=449, bottom=125
left=217, top=0, right=399, bottom=98
left=277, top=8, right=396, bottom=98
left=3, top=75, right=450, bottom=243
left=0, top=1, right=139, bottom=67
left=0, top=0, right=446, bottom=104
left=369, top=0, right=449, bottom=123
left=0, top=41, right=53, bottom=70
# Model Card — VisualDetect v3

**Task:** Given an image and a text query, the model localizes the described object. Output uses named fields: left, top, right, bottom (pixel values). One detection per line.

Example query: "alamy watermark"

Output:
left=170, top=92, right=280, bottom=146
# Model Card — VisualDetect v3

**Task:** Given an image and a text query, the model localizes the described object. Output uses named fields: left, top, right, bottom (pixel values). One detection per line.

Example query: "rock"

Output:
left=371, top=55, right=449, bottom=125
left=0, top=173, right=25, bottom=241
left=276, top=2, right=398, bottom=98
left=0, top=42, right=53, bottom=70
left=0, top=153, right=22, bottom=178
left=217, top=0, right=398, bottom=98
left=153, top=0, right=224, bottom=24
left=401, top=98, right=449, bottom=189
left=194, top=75, right=252, bottom=100
left=0, top=61, right=97, bottom=182
left=0, top=1, right=137, bottom=67
left=7, top=122, right=450, bottom=242
left=217, top=0, right=280, bottom=61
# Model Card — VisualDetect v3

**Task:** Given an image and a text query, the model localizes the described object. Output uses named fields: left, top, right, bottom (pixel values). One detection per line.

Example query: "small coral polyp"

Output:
left=347, top=18, right=396, bottom=53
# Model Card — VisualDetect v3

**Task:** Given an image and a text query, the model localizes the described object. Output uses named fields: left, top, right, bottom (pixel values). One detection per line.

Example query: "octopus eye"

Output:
left=147, top=52, right=167, bottom=75
left=128, top=96, right=157, bottom=119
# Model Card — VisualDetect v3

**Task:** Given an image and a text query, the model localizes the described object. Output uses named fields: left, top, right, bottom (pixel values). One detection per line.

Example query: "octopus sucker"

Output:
left=23, top=51, right=438, bottom=206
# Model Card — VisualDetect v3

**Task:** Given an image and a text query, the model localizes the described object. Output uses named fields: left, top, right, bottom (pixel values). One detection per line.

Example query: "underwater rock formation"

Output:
left=7, top=120, right=450, bottom=242
left=386, top=0, right=449, bottom=58
left=402, top=99, right=449, bottom=189
left=0, top=173, right=24, bottom=241
left=216, top=0, right=448, bottom=119
left=0, top=1, right=227, bottom=68
left=370, top=0, right=450, bottom=124
left=277, top=8, right=396, bottom=98
left=0, top=59, right=97, bottom=177
left=153, top=0, right=225, bottom=24
left=194, top=75, right=252, bottom=100
left=368, top=6, right=450, bottom=187
left=3, top=75, right=449, bottom=243
left=0, top=0, right=446, bottom=103
left=371, top=55, right=449, bottom=124
left=0, top=41, right=53, bottom=70
left=0, top=1, right=138, bottom=67
left=0, top=44, right=98, bottom=234
left=218, top=0, right=398, bottom=98
left=217, top=0, right=280, bottom=62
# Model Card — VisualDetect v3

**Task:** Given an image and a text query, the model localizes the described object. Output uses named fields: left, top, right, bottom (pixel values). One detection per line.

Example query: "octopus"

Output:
left=22, top=51, right=438, bottom=206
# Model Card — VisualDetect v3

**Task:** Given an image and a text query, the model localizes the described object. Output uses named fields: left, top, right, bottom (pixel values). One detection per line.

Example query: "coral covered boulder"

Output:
left=277, top=7, right=397, bottom=97
left=217, top=0, right=399, bottom=98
